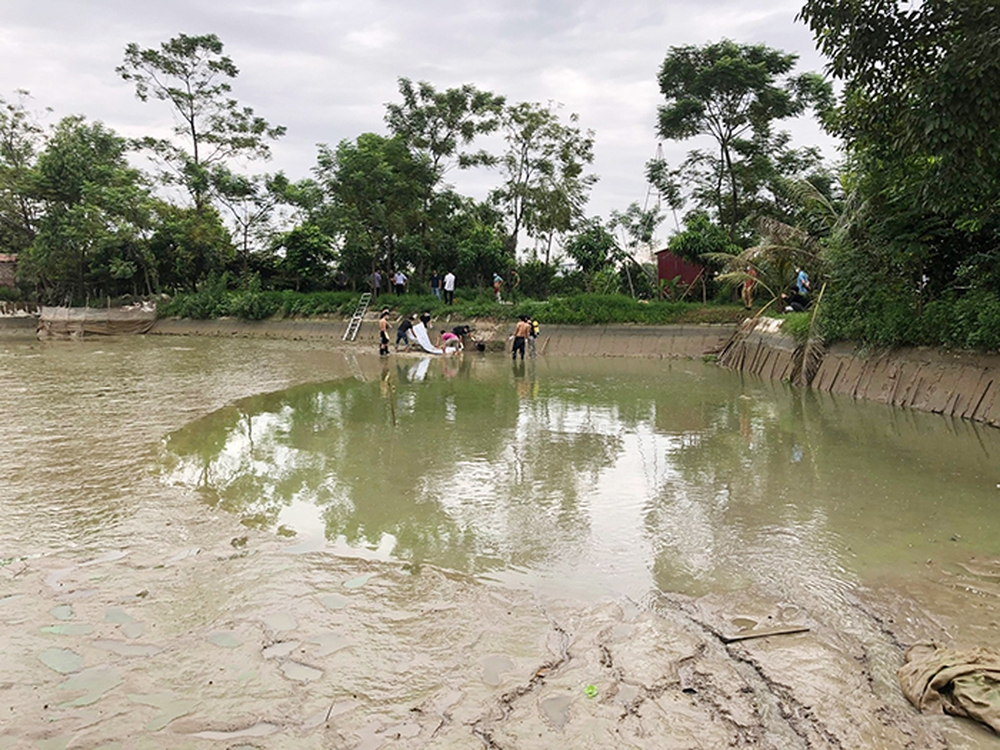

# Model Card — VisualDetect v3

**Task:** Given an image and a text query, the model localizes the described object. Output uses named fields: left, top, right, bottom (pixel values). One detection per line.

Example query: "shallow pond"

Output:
left=4, top=335, right=1000, bottom=748
left=159, top=350, right=1000, bottom=608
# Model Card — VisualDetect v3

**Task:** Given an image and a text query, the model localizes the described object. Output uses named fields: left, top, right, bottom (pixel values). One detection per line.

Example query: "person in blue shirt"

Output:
left=795, top=267, right=811, bottom=296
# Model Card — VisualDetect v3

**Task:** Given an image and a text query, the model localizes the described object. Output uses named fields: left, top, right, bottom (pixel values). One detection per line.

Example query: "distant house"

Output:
left=655, top=249, right=703, bottom=288
left=0, top=254, right=16, bottom=290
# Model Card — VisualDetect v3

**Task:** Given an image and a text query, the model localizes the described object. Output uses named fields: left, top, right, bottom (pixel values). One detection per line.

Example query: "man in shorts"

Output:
left=378, top=308, right=390, bottom=356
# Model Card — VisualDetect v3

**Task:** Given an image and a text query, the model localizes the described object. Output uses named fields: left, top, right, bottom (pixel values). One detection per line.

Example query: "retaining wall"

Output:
left=717, top=319, right=1000, bottom=427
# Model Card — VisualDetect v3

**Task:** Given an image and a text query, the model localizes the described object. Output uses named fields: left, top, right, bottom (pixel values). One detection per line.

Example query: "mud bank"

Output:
left=0, top=315, right=36, bottom=337
left=718, top=319, right=1000, bottom=427
left=150, top=317, right=736, bottom=359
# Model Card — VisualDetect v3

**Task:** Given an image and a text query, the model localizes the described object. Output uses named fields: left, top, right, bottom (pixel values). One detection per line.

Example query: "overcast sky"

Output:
left=2, top=0, right=840, bottom=247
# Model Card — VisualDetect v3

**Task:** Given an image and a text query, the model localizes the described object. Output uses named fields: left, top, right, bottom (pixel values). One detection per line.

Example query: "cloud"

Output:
left=1, top=0, right=839, bottom=244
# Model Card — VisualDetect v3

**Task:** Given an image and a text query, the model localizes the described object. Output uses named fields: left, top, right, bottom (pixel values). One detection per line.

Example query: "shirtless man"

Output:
left=511, top=316, right=532, bottom=360
left=378, top=308, right=390, bottom=356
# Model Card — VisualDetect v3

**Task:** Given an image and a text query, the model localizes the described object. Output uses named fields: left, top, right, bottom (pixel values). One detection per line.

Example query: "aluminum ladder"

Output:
left=343, top=292, right=372, bottom=341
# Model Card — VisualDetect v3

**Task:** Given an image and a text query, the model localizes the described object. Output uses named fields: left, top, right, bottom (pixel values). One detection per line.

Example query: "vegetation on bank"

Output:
left=159, top=287, right=748, bottom=326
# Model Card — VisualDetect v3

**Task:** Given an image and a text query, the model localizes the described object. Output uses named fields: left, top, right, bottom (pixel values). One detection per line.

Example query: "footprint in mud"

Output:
left=305, top=631, right=351, bottom=657
left=279, top=661, right=323, bottom=683
left=343, top=574, right=374, bottom=590
left=38, top=647, right=83, bottom=674
left=49, top=605, right=73, bottom=621
left=104, top=607, right=145, bottom=639
left=261, top=641, right=300, bottom=659
left=58, top=665, right=121, bottom=707
left=261, top=612, right=297, bottom=633
left=319, top=593, right=349, bottom=611
left=189, top=722, right=281, bottom=741
left=206, top=631, right=242, bottom=648
left=481, top=655, right=515, bottom=687
left=127, top=692, right=199, bottom=731
left=39, top=623, right=95, bottom=636
left=539, top=693, right=574, bottom=730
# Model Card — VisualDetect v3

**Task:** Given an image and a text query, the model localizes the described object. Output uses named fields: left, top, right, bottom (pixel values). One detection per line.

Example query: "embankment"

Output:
left=718, top=318, right=1000, bottom=427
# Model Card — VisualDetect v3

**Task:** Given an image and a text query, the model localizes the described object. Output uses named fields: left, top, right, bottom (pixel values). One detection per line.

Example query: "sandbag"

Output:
left=898, top=642, right=1000, bottom=733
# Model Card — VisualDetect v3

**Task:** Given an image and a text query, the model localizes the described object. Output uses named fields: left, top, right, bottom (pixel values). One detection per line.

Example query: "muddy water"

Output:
left=161, top=350, right=1000, bottom=606
left=2, top=336, right=999, bottom=749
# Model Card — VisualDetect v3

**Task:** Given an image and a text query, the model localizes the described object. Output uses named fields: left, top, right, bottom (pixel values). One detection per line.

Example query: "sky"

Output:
left=1, top=0, right=840, bottom=249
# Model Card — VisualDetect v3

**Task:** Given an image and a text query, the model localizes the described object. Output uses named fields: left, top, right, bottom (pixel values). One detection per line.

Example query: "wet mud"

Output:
left=1, top=337, right=998, bottom=748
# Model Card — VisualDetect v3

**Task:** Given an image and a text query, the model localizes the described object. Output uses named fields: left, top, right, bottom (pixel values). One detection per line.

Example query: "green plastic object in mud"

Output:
left=585, top=684, right=598, bottom=698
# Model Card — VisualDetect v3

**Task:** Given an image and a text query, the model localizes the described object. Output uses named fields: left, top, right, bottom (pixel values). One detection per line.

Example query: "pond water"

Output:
left=4, top=336, right=1000, bottom=747
left=158, top=350, right=1000, bottom=608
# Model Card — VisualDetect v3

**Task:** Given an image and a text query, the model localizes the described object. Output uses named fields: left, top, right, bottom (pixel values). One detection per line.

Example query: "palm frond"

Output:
left=790, top=282, right=827, bottom=387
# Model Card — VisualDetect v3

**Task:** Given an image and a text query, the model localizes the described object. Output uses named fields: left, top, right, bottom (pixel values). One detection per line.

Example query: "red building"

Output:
left=655, top=249, right=703, bottom=288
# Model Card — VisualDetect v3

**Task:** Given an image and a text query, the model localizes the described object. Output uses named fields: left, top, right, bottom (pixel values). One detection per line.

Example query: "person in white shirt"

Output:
left=393, top=270, right=407, bottom=295
left=443, top=271, right=456, bottom=304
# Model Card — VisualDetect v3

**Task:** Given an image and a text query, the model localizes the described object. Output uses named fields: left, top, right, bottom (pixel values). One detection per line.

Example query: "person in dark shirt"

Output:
left=429, top=270, right=441, bottom=300
left=395, top=315, right=415, bottom=351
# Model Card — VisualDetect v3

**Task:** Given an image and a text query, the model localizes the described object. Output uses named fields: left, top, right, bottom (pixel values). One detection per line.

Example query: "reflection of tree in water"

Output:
left=161, top=362, right=625, bottom=576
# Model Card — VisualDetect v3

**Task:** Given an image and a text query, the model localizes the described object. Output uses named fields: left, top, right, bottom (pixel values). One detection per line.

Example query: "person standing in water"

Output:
left=378, top=308, right=390, bottom=356
left=511, top=315, right=531, bottom=360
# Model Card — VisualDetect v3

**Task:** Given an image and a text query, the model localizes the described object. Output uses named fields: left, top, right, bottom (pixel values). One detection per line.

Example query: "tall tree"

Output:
left=117, top=33, right=286, bottom=213
left=0, top=91, right=46, bottom=255
left=655, top=40, right=832, bottom=242
left=798, top=0, right=1000, bottom=221
left=385, top=78, right=505, bottom=179
left=490, top=102, right=597, bottom=258
left=20, top=117, right=153, bottom=301
left=313, top=134, right=433, bottom=279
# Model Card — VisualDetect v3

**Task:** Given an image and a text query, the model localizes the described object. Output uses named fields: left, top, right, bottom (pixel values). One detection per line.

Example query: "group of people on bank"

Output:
left=372, top=269, right=456, bottom=304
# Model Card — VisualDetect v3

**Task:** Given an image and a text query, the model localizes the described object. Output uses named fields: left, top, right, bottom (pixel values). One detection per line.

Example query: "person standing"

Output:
left=395, top=314, right=414, bottom=351
left=443, top=270, right=456, bottom=304
left=741, top=266, right=757, bottom=309
left=429, top=270, right=441, bottom=300
left=528, top=317, right=539, bottom=358
left=511, top=315, right=531, bottom=360
left=795, top=266, right=810, bottom=296
left=378, top=308, right=390, bottom=356
left=393, top=269, right=407, bottom=295
left=493, top=272, right=504, bottom=303
left=373, top=270, right=382, bottom=299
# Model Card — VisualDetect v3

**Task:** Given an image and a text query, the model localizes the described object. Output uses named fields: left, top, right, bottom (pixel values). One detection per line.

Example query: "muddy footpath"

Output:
left=1, top=332, right=998, bottom=749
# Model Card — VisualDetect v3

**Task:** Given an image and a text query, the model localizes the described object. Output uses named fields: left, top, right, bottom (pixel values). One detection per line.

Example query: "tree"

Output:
left=148, top=201, right=232, bottom=292
left=20, top=117, right=153, bottom=301
left=117, top=33, right=286, bottom=213
left=563, top=218, right=616, bottom=275
left=490, top=102, right=597, bottom=258
left=274, top=224, right=336, bottom=291
left=609, top=202, right=664, bottom=298
left=385, top=78, right=505, bottom=179
left=211, top=168, right=290, bottom=277
left=655, top=40, right=832, bottom=242
left=0, top=91, right=46, bottom=255
left=798, top=0, right=1000, bottom=221
left=313, top=133, right=433, bottom=279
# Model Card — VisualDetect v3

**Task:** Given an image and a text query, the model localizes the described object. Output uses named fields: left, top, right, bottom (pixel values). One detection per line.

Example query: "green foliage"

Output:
left=385, top=78, right=505, bottom=177
left=456, top=222, right=508, bottom=289
left=0, top=91, right=44, bottom=255
left=18, top=116, right=154, bottom=302
left=490, top=101, right=597, bottom=256
left=654, top=39, right=833, bottom=241
left=516, top=259, right=556, bottom=299
left=799, top=0, right=1000, bottom=221
left=563, top=219, right=615, bottom=275
left=668, top=213, right=739, bottom=268
left=313, top=133, right=433, bottom=277
left=149, top=202, right=233, bottom=292
left=118, top=33, right=285, bottom=212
